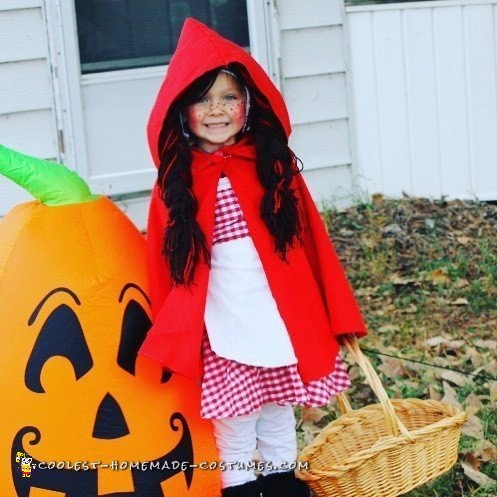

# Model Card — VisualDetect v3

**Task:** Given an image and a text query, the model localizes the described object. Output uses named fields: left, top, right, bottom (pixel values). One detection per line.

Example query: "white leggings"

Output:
left=212, top=402, right=297, bottom=488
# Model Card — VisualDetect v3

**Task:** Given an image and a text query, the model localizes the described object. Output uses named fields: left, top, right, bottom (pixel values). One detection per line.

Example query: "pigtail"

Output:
left=241, top=67, right=303, bottom=260
left=256, top=132, right=303, bottom=260
left=157, top=108, right=210, bottom=286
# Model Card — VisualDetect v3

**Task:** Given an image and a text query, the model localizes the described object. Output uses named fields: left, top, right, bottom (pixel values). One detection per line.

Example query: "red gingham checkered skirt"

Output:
left=200, top=177, right=351, bottom=419
left=200, top=336, right=351, bottom=419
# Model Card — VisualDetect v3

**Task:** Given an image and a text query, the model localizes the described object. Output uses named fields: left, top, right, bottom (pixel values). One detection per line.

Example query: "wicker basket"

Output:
left=296, top=337, right=467, bottom=497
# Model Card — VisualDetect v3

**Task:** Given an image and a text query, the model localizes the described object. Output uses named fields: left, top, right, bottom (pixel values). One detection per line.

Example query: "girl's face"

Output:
left=185, top=72, right=246, bottom=153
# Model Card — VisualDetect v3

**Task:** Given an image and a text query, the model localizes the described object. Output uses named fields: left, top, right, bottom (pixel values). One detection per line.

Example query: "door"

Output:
left=46, top=0, right=276, bottom=225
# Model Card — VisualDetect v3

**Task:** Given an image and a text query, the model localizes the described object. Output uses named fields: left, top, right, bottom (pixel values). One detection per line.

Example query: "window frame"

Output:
left=44, top=0, right=278, bottom=188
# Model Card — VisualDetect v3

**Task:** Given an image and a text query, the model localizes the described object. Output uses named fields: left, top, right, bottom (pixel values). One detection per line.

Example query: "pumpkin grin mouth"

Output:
left=11, top=414, right=194, bottom=496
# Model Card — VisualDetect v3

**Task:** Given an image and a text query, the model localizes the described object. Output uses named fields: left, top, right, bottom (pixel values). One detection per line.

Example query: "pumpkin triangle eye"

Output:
left=117, top=300, right=151, bottom=375
left=25, top=304, right=93, bottom=393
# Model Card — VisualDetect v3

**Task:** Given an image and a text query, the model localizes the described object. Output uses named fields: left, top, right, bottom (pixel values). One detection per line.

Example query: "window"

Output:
left=75, top=0, right=249, bottom=74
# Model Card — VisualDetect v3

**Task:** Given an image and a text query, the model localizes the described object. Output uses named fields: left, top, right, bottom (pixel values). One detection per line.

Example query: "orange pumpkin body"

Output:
left=0, top=197, right=220, bottom=496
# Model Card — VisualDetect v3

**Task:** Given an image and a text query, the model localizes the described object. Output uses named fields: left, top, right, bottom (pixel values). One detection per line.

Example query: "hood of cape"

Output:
left=147, top=17, right=291, bottom=167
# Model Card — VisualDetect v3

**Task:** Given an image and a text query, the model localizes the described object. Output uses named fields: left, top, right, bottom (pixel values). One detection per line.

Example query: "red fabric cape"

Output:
left=139, top=18, right=367, bottom=384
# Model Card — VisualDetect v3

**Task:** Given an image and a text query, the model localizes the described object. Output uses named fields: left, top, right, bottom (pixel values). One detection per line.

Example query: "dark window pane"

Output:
left=75, top=1, right=249, bottom=74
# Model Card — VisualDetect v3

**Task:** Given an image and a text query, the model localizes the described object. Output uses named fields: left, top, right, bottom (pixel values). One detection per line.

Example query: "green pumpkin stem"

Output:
left=0, top=145, right=99, bottom=205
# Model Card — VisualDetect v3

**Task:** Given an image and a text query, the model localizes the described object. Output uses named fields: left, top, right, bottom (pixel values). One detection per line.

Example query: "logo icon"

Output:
left=16, top=452, right=33, bottom=478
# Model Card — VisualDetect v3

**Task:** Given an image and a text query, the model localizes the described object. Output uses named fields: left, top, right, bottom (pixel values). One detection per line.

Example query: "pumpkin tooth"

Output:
left=97, top=465, right=134, bottom=494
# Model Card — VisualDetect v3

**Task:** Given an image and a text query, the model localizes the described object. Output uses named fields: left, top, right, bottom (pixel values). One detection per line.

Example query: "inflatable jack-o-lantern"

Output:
left=0, top=146, right=220, bottom=496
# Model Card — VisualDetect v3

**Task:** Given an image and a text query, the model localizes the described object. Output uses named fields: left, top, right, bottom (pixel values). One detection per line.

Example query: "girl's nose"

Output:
left=209, top=100, right=223, bottom=113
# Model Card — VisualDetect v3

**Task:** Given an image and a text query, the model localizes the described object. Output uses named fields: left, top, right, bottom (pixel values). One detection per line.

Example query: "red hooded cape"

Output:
left=139, top=18, right=367, bottom=384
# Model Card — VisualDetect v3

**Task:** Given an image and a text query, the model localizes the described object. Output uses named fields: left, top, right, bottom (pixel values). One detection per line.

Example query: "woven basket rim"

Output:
left=297, top=398, right=467, bottom=479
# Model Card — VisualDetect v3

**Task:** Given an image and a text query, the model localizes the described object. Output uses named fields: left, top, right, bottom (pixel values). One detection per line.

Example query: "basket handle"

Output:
left=337, top=336, right=414, bottom=441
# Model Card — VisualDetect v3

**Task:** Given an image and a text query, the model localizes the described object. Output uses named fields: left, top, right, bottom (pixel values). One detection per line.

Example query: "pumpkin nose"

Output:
left=93, top=393, right=130, bottom=439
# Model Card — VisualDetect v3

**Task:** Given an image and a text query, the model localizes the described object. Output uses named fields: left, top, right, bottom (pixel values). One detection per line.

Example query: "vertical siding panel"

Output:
left=347, top=12, right=384, bottom=193
left=433, top=6, right=472, bottom=197
left=464, top=4, right=497, bottom=199
left=373, top=10, right=411, bottom=196
left=404, top=8, right=441, bottom=197
left=348, top=0, right=497, bottom=201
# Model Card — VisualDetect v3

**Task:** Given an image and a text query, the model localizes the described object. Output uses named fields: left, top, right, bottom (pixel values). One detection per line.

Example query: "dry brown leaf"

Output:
left=428, top=269, right=451, bottom=286
left=461, top=461, right=497, bottom=487
left=383, top=224, right=403, bottom=235
left=347, top=365, right=362, bottom=382
left=464, top=406, right=480, bottom=416
left=378, top=357, right=407, bottom=378
left=457, top=236, right=472, bottom=245
left=465, top=346, right=481, bottom=359
left=463, top=452, right=481, bottom=470
left=446, top=340, right=465, bottom=349
left=339, top=228, right=354, bottom=237
left=355, top=287, right=375, bottom=297
left=441, top=381, right=463, bottom=411
left=464, top=393, right=484, bottom=413
left=300, top=407, right=328, bottom=424
left=404, top=304, right=418, bottom=314
left=474, top=440, right=497, bottom=462
left=488, top=361, right=497, bottom=376
left=470, top=353, right=488, bottom=369
left=462, top=414, right=485, bottom=439
left=441, top=370, right=470, bottom=387
left=372, top=193, right=384, bottom=205
left=389, top=274, right=419, bottom=285
left=454, top=278, right=470, bottom=289
left=433, top=356, right=452, bottom=368
left=474, top=339, right=497, bottom=350
left=425, top=336, right=448, bottom=347
left=428, top=385, right=442, bottom=401
left=450, top=298, right=469, bottom=306
left=490, top=382, right=497, bottom=402
left=378, top=324, right=400, bottom=334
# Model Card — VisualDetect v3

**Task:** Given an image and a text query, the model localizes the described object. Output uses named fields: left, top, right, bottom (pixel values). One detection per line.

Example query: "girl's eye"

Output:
left=194, top=96, right=209, bottom=104
left=224, top=94, right=238, bottom=101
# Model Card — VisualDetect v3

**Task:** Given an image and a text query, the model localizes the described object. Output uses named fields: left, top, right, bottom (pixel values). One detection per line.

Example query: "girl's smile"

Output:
left=186, top=72, right=246, bottom=153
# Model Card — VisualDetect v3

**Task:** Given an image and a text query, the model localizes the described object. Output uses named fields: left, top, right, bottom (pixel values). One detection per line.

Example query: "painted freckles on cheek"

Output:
left=227, top=101, right=245, bottom=118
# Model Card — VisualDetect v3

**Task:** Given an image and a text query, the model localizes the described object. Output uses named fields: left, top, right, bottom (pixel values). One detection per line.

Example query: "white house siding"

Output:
left=0, top=0, right=59, bottom=213
left=278, top=0, right=356, bottom=206
left=0, top=1, right=354, bottom=225
left=347, top=0, right=497, bottom=200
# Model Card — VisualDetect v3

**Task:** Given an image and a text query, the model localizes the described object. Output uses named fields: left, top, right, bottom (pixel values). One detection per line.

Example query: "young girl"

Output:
left=139, top=18, right=367, bottom=497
